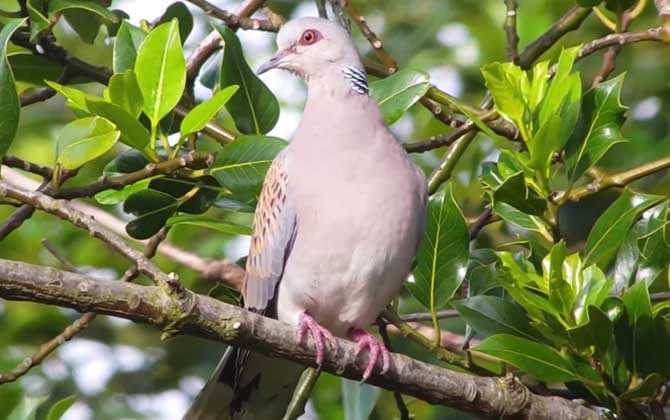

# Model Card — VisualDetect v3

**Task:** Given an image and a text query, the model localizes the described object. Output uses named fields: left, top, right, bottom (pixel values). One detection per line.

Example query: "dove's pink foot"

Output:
left=348, top=328, right=391, bottom=381
left=297, top=312, right=335, bottom=366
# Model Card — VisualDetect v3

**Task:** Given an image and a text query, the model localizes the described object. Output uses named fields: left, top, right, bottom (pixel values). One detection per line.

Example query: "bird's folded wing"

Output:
left=244, top=149, right=296, bottom=313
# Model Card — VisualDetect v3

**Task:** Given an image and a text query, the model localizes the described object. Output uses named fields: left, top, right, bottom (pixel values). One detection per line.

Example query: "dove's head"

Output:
left=258, top=17, right=368, bottom=93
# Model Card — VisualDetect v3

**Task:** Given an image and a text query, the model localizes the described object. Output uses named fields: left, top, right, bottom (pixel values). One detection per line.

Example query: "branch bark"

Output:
left=0, top=259, right=599, bottom=420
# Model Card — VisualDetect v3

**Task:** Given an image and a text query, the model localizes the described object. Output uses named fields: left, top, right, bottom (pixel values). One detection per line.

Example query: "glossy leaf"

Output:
left=408, top=184, right=470, bottom=310
left=370, top=68, right=430, bottom=125
left=493, top=202, right=552, bottom=241
left=481, top=62, right=528, bottom=139
left=95, top=150, right=153, bottom=205
left=95, top=178, right=154, bottom=205
left=45, top=80, right=99, bottom=113
left=619, top=373, right=664, bottom=400
left=166, top=215, right=251, bottom=236
left=124, top=189, right=180, bottom=239
left=62, top=9, right=102, bottom=44
left=114, top=21, right=147, bottom=74
left=612, top=222, right=643, bottom=294
left=45, top=395, right=77, bottom=420
left=635, top=202, right=670, bottom=286
left=572, top=265, right=612, bottom=324
left=215, top=24, right=279, bottom=134
left=210, top=135, right=287, bottom=195
left=135, top=19, right=186, bottom=127
left=106, top=70, right=143, bottom=117
left=9, top=53, right=63, bottom=87
left=48, top=0, right=118, bottom=23
left=0, top=19, right=25, bottom=161
left=86, top=99, right=150, bottom=152
left=149, top=176, right=221, bottom=214
left=341, top=378, right=381, bottom=420
left=583, top=189, right=663, bottom=268
left=567, top=305, right=612, bottom=357
left=56, top=116, right=120, bottom=170
left=27, top=0, right=50, bottom=41
left=452, top=296, right=541, bottom=340
left=476, top=334, right=578, bottom=383
left=565, top=74, right=629, bottom=183
left=180, top=85, right=239, bottom=137
left=157, top=2, right=193, bottom=41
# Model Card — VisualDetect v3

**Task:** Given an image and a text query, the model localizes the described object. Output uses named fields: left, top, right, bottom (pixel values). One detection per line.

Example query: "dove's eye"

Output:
left=299, top=29, right=322, bottom=46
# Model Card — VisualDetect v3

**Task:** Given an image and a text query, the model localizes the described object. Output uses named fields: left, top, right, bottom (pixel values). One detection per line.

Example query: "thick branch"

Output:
left=0, top=259, right=599, bottom=420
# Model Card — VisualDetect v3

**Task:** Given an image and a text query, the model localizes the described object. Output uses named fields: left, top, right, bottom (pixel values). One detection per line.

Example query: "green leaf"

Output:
left=95, top=178, right=154, bottom=205
left=180, top=85, right=239, bottom=137
left=27, top=0, right=50, bottom=41
left=612, top=222, right=643, bottom=294
left=577, top=0, right=602, bottom=6
left=215, top=24, right=279, bottom=134
left=619, top=373, right=664, bottom=400
left=452, top=296, right=542, bottom=341
left=0, top=18, right=26, bottom=161
left=605, top=0, right=636, bottom=15
left=583, top=189, right=663, bottom=268
left=56, top=116, right=120, bottom=170
left=370, top=68, right=430, bottom=125
left=482, top=152, right=546, bottom=215
left=86, top=100, right=150, bottom=152
left=493, top=202, right=553, bottom=241
left=149, top=176, right=221, bottom=214
left=408, top=184, right=470, bottom=310
left=622, top=281, right=652, bottom=322
left=527, top=114, right=563, bottom=176
left=9, top=53, right=64, bottom=87
left=106, top=70, right=143, bottom=117
left=135, top=19, right=186, bottom=128
left=7, top=395, right=49, bottom=420
left=210, top=135, right=287, bottom=195
left=157, top=2, right=193, bottom=42
left=124, top=189, right=180, bottom=239
left=573, top=265, right=612, bottom=324
left=567, top=305, right=612, bottom=357
left=635, top=202, right=670, bottom=286
left=166, top=215, right=251, bottom=235
left=63, top=8, right=103, bottom=44
left=481, top=62, right=530, bottom=140
left=565, top=74, right=629, bottom=183
left=48, top=0, right=118, bottom=23
left=113, top=21, right=147, bottom=74
left=341, top=378, right=381, bottom=420
left=46, top=395, right=77, bottom=420
left=44, top=80, right=99, bottom=113
left=475, top=334, right=578, bottom=383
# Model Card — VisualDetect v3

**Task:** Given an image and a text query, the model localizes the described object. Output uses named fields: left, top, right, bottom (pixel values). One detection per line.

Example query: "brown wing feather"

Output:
left=243, top=149, right=296, bottom=313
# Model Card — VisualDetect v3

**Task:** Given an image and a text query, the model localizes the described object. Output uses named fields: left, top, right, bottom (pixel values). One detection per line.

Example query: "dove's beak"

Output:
left=257, top=47, right=294, bottom=74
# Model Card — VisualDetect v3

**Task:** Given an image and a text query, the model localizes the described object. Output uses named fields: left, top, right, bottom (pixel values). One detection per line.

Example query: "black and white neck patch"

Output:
left=341, top=65, right=369, bottom=95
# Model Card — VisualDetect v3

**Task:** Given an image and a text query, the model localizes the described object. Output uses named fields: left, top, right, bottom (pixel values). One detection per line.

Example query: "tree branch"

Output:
left=345, top=2, right=397, bottom=73
left=185, top=0, right=278, bottom=32
left=556, top=157, right=670, bottom=204
left=0, top=259, right=599, bottom=420
left=518, top=6, right=593, bottom=69
left=504, top=0, right=520, bottom=62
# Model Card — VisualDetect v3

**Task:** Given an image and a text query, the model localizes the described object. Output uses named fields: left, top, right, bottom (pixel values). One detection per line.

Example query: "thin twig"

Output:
left=345, top=2, right=397, bottom=73
left=378, top=320, right=410, bottom=420
left=556, top=157, right=670, bottom=204
left=185, top=0, right=278, bottom=31
left=504, top=0, right=520, bottom=62
left=185, top=0, right=271, bottom=80
left=0, top=229, right=170, bottom=385
left=56, top=152, right=213, bottom=199
left=517, top=6, right=592, bottom=69
left=1, top=156, right=54, bottom=179
left=469, top=207, right=494, bottom=240
left=577, top=26, right=667, bottom=62
left=404, top=126, right=473, bottom=154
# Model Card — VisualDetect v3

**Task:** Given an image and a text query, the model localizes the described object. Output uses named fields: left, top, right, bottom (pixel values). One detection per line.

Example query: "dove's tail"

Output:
left=183, top=347, right=303, bottom=420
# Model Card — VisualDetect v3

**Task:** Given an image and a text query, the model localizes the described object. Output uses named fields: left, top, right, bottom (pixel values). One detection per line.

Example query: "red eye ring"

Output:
left=299, top=29, right=321, bottom=46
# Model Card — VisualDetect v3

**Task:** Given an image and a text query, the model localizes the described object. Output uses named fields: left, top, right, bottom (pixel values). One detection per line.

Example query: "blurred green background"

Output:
left=1, top=0, right=668, bottom=418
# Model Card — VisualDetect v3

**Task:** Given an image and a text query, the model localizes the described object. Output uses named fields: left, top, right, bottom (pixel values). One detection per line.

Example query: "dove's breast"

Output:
left=276, top=123, right=426, bottom=337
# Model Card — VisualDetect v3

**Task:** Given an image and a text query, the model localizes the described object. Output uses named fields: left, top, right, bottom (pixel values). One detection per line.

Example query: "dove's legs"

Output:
left=297, top=311, right=335, bottom=366
left=348, top=328, right=391, bottom=381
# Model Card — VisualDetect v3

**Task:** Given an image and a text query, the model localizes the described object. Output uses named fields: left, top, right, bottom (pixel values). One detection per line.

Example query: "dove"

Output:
left=184, top=17, right=427, bottom=420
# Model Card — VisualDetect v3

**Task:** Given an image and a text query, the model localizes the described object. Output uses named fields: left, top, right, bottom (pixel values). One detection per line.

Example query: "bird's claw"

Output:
left=348, top=328, right=391, bottom=381
left=297, top=312, right=335, bottom=366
